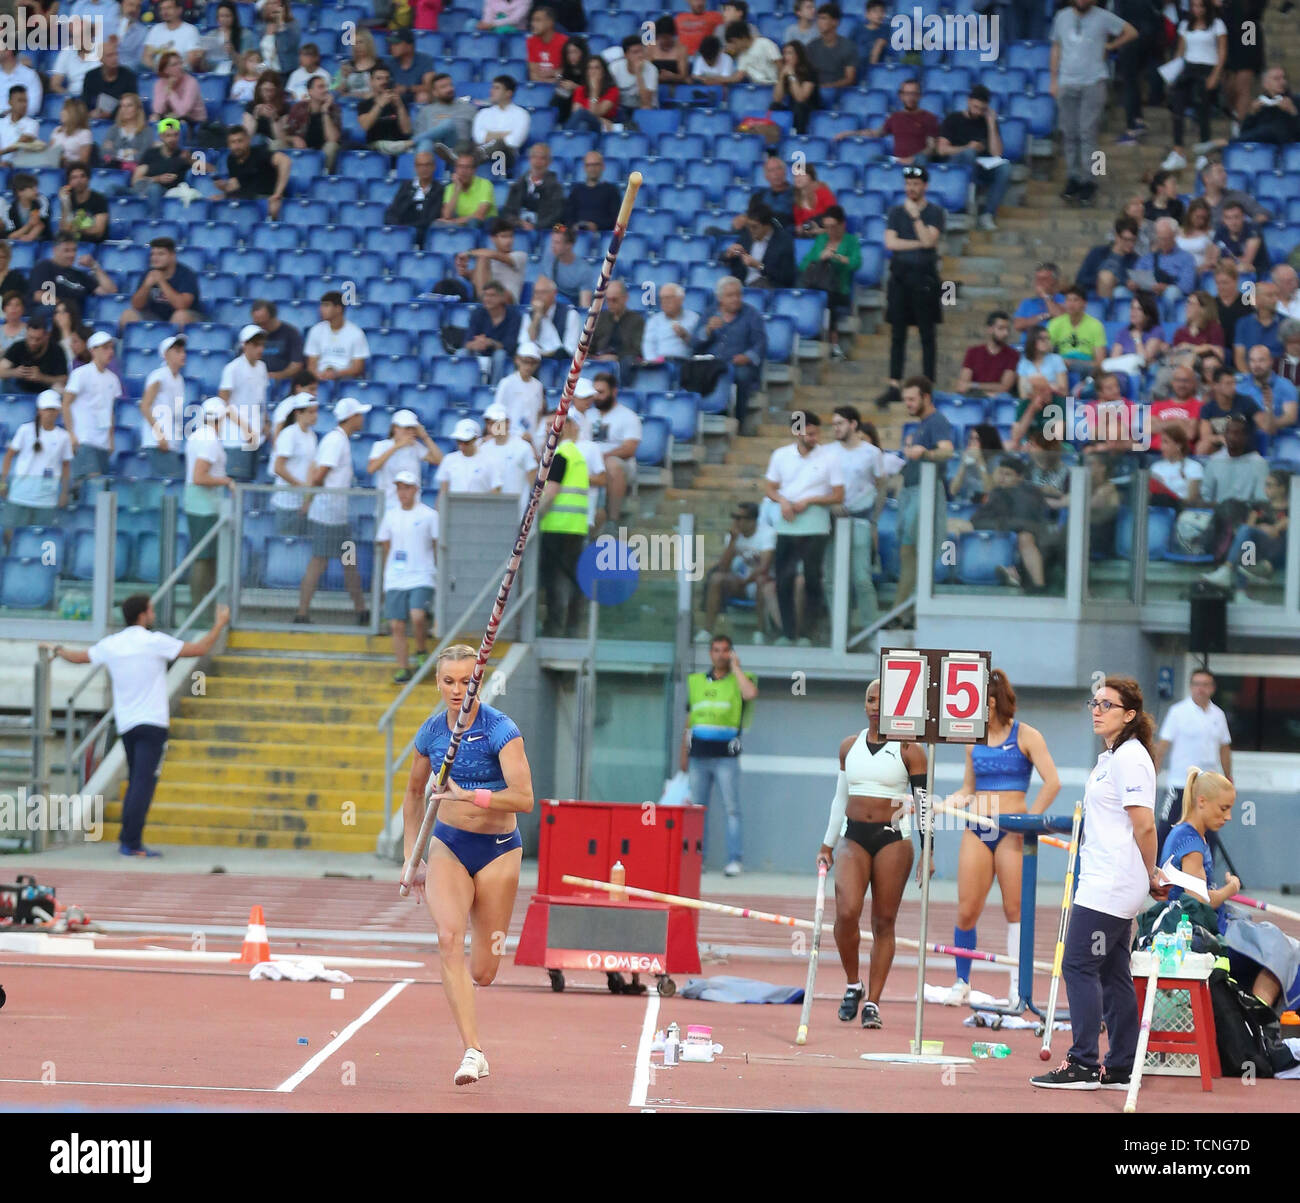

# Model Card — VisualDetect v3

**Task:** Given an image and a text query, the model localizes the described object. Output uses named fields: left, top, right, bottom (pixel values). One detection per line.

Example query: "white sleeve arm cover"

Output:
left=823, top=771, right=849, bottom=848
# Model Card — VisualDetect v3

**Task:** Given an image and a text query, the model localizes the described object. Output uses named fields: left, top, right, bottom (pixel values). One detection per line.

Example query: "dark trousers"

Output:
left=1063, top=903, right=1140, bottom=1072
left=1117, top=37, right=1166, bottom=128
left=120, top=723, right=168, bottom=850
left=1170, top=62, right=1215, bottom=144
left=889, top=312, right=936, bottom=382
left=733, top=363, right=760, bottom=424
left=540, top=531, right=585, bottom=636
left=774, top=532, right=828, bottom=640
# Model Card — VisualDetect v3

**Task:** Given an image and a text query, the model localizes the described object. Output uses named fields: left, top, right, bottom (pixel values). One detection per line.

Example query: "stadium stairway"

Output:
left=106, top=630, right=512, bottom=852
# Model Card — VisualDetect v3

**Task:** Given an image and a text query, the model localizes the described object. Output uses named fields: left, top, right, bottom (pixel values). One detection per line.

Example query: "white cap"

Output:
left=574, top=378, right=597, bottom=399
left=452, top=417, right=481, bottom=442
left=159, top=334, right=186, bottom=356
left=86, top=330, right=113, bottom=349
left=334, top=396, right=372, bottom=422
left=36, top=388, right=62, bottom=410
left=393, top=469, right=420, bottom=486
left=515, top=340, right=541, bottom=360
left=202, top=397, right=227, bottom=419
left=392, top=408, right=420, bottom=427
left=288, top=391, right=316, bottom=411
left=482, top=403, right=508, bottom=422
left=239, top=323, right=265, bottom=345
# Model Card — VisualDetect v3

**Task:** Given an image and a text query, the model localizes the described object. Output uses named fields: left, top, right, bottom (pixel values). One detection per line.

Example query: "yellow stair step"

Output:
left=167, top=719, right=420, bottom=747
left=106, top=801, right=386, bottom=835
left=161, top=740, right=394, bottom=770
left=132, top=825, right=377, bottom=852
left=226, top=630, right=508, bottom=656
left=175, top=698, right=432, bottom=726
left=135, top=779, right=389, bottom=810
left=199, top=677, right=442, bottom=703
left=152, top=762, right=390, bottom=790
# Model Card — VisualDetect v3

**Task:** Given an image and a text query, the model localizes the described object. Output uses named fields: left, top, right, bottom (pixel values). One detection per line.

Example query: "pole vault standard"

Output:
left=399, top=173, right=644, bottom=896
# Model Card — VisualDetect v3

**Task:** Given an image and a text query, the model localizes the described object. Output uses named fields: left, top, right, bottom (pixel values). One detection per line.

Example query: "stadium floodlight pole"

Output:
left=399, top=172, right=644, bottom=897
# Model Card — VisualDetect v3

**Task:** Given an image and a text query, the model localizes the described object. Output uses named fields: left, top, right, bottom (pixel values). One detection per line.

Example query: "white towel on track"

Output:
left=249, top=959, right=354, bottom=983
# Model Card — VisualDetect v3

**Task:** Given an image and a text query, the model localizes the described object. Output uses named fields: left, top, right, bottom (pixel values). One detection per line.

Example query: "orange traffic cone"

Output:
left=231, top=905, right=271, bottom=964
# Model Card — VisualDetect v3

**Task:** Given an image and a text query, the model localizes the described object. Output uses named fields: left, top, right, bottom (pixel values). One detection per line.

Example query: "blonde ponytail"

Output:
left=1181, top=765, right=1233, bottom=824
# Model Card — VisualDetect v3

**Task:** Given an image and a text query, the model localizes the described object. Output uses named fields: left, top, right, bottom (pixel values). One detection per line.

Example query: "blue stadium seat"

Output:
left=648, top=392, right=701, bottom=443
left=433, top=357, right=482, bottom=394
left=1223, top=142, right=1277, bottom=175
left=69, top=530, right=133, bottom=581
left=634, top=158, right=677, bottom=192
left=1271, top=429, right=1300, bottom=462
left=337, top=151, right=390, bottom=183
left=218, top=247, right=270, bottom=276
left=657, top=133, right=708, bottom=163
left=819, top=162, right=861, bottom=194
left=183, top=324, right=236, bottom=355
left=135, top=530, right=190, bottom=583
left=330, top=249, right=387, bottom=281
left=1007, top=93, right=1056, bottom=138
left=764, top=314, right=795, bottom=364
left=364, top=226, right=418, bottom=255
left=1005, top=40, right=1051, bottom=73
left=927, top=164, right=972, bottom=213
left=635, top=415, right=671, bottom=467
left=0, top=557, right=56, bottom=608
left=999, top=117, right=1028, bottom=163
left=351, top=382, right=394, bottom=413
left=771, top=290, right=827, bottom=340
left=100, top=245, right=150, bottom=276
left=363, top=405, right=396, bottom=436
left=374, top=355, right=423, bottom=388
left=935, top=395, right=987, bottom=427
left=261, top=535, right=313, bottom=589
left=1116, top=505, right=1174, bottom=562
left=275, top=248, right=329, bottom=277
left=854, top=243, right=885, bottom=288
left=308, top=176, right=364, bottom=208
left=367, top=329, right=414, bottom=357
left=956, top=530, right=1017, bottom=585
left=251, top=224, right=303, bottom=253
left=389, top=301, right=442, bottom=337
left=10, top=525, right=65, bottom=566
left=241, top=273, right=296, bottom=305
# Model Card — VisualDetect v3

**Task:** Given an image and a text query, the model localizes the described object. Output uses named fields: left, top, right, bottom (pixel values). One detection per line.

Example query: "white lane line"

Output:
left=0, top=1078, right=278, bottom=1093
left=628, top=992, right=660, bottom=1111
left=275, top=979, right=412, bottom=1093
left=642, top=1102, right=847, bottom=1114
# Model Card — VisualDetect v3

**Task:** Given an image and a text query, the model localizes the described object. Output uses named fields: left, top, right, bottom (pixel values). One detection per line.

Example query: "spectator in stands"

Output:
left=101, top=92, right=150, bottom=168
left=464, top=74, right=528, bottom=169
left=217, top=324, right=270, bottom=480
left=648, top=17, right=688, bottom=87
left=56, top=165, right=108, bottom=244
left=256, top=0, right=301, bottom=76
left=179, top=398, right=234, bottom=605
left=305, top=290, right=370, bottom=389
left=0, top=390, right=71, bottom=538
left=720, top=22, right=780, bottom=85
left=285, top=74, right=340, bottom=172
left=526, top=275, right=580, bottom=359
left=478, top=0, right=530, bottom=32
left=566, top=56, right=619, bottom=132
left=433, top=251, right=476, bottom=302
left=1215, top=200, right=1270, bottom=276
left=502, top=143, right=564, bottom=232
left=1272, top=265, right=1300, bottom=320
left=805, top=2, right=856, bottom=94
left=956, top=310, right=1018, bottom=396
left=1025, top=429, right=1072, bottom=513
left=55, top=303, right=93, bottom=373
left=784, top=0, right=818, bottom=45
left=839, top=78, right=937, bottom=166
left=565, top=150, right=619, bottom=231
left=437, top=417, right=501, bottom=497
left=296, top=395, right=372, bottom=626
left=1198, top=161, right=1268, bottom=230
left=735, top=154, right=794, bottom=231
left=0, top=239, right=23, bottom=302
left=0, top=50, right=40, bottom=120
left=933, top=84, right=1010, bottom=232
left=1048, top=284, right=1107, bottom=368
left=1011, top=375, right=1060, bottom=447
left=335, top=29, right=381, bottom=99
left=386, top=29, right=434, bottom=103
left=494, top=342, right=545, bottom=436
left=551, top=36, right=590, bottom=122
left=1204, top=466, right=1290, bottom=589
left=590, top=278, right=644, bottom=376
left=722, top=0, right=761, bottom=38
left=470, top=218, right=527, bottom=303
left=797, top=204, right=859, bottom=358
left=197, top=2, right=252, bottom=76
left=5, top=172, right=48, bottom=242
left=586, top=372, right=641, bottom=529
left=413, top=74, right=477, bottom=157
left=791, top=163, right=835, bottom=235
left=1077, top=216, right=1141, bottom=300
left=701, top=500, right=779, bottom=642
left=677, top=0, right=724, bottom=57
left=83, top=39, right=137, bottom=122
left=0, top=316, right=67, bottom=395
left=1234, top=279, right=1284, bottom=369
left=1239, top=65, right=1300, bottom=145
left=140, top=333, right=187, bottom=476
left=1176, top=199, right=1219, bottom=272
left=62, top=329, right=120, bottom=480
left=536, top=408, right=595, bottom=634
left=367, top=409, right=443, bottom=510
left=213, top=124, right=289, bottom=218
left=0, top=86, right=40, bottom=166
left=1081, top=371, right=1143, bottom=458
left=1198, top=365, right=1266, bottom=454
left=114, top=0, right=149, bottom=72
left=1050, top=0, right=1136, bottom=206
left=538, top=223, right=590, bottom=304
left=724, top=201, right=795, bottom=290
left=250, top=299, right=303, bottom=387
left=1239, top=342, right=1299, bottom=432
left=1159, top=0, right=1227, bottom=171
left=119, top=236, right=199, bottom=330
left=852, top=0, right=890, bottom=69
left=465, top=280, right=521, bottom=384
left=285, top=42, right=329, bottom=101
left=1150, top=364, right=1204, bottom=451
left=972, top=454, right=1055, bottom=593
left=1196, top=414, right=1271, bottom=576
left=383, top=149, right=440, bottom=238
left=877, top=165, right=944, bottom=408
left=437, top=151, right=497, bottom=227
left=829, top=405, right=885, bottom=626
left=1148, top=424, right=1202, bottom=504
left=1013, top=262, right=1066, bottom=340
left=0, top=291, right=25, bottom=343
left=690, top=34, right=735, bottom=85
left=772, top=40, right=819, bottom=134
left=763, top=409, right=843, bottom=643
left=269, top=391, right=317, bottom=534
left=693, top=276, right=765, bottom=428
left=1276, top=319, right=1300, bottom=389
left=130, top=117, right=193, bottom=216
left=230, top=51, right=265, bottom=104
left=605, top=35, right=658, bottom=114
left=528, top=7, right=568, bottom=82
left=51, top=99, right=93, bottom=169
left=1111, top=292, right=1167, bottom=366
left=376, top=469, right=439, bottom=684
left=947, top=425, right=999, bottom=507
left=642, top=280, right=699, bottom=367
left=142, top=0, right=203, bottom=73
left=29, top=234, right=114, bottom=313
left=49, top=19, right=99, bottom=98
left=1016, top=326, right=1069, bottom=399
left=1210, top=259, right=1249, bottom=351
left=358, top=65, right=413, bottom=154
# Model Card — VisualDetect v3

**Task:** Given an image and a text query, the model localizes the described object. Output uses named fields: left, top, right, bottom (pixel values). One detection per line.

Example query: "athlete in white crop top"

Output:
left=818, top=678, right=927, bottom=1030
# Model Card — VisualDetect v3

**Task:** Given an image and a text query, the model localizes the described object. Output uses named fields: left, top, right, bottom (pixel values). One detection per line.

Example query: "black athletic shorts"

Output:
left=844, top=819, right=905, bottom=857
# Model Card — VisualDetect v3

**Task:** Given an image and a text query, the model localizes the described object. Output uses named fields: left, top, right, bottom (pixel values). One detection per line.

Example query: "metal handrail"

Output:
left=846, top=594, right=916, bottom=651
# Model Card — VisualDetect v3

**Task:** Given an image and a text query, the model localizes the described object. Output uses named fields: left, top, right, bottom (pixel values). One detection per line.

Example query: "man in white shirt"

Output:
left=1154, top=667, right=1232, bottom=852
left=70, top=0, right=122, bottom=25
left=270, top=391, right=318, bottom=534
left=218, top=324, right=270, bottom=481
left=566, top=375, right=599, bottom=442
left=366, top=407, right=441, bottom=512
left=830, top=404, right=885, bottom=629
left=50, top=20, right=99, bottom=98
left=477, top=402, right=538, bottom=517
left=642, top=282, right=700, bottom=364
left=603, top=36, right=659, bottom=112
left=141, top=0, right=203, bottom=72
left=721, top=21, right=782, bottom=84
left=0, top=84, right=40, bottom=164
left=494, top=341, right=546, bottom=438
left=61, top=330, right=121, bottom=480
left=470, top=218, right=527, bottom=304
left=698, top=500, right=777, bottom=644
left=297, top=396, right=372, bottom=625
left=304, top=290, right=370, bottom=395
left=1, top=390, right=72, bottom=533
left=0, top=51, right=42, bottom=119
left=525, top=275, right=581, bottom=360
left=763, top=410, right=845, bottom=645
left=437, top=417, right=503, bottom=499
left=376, top=469, right=439, bottom=683
left=469, top=74, right=531, bottom=173
left=140, top=333, right=187, bottom=476
left=44, top=593, right=229, bottom=856
left=588, top=373, right=642, bottom=530
left=285, top=43, right=332, bottom=102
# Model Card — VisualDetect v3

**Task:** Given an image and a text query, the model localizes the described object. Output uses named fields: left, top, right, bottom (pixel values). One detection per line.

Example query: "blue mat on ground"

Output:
left=679, top=976, right=803, bottom=1004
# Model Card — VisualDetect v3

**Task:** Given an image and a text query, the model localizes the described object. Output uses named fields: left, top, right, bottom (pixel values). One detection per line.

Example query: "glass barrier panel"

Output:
left=1085, top=452, right=1137, bottom=602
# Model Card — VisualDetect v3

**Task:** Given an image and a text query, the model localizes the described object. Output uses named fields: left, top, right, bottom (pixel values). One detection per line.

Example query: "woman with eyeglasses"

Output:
left=1031, top=676, right=1169, bottom=1091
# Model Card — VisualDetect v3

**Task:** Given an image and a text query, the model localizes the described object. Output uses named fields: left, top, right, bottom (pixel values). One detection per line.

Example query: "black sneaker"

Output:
left=1030, top=1056, right=1100, bottom=1090
left=293, top=614, right=311, bottom=624
left=874, top=385, right=901, bottom=410
left=1060, top=177, right=1081, bottom=201
left=357, top=609, right=371, bottom=626
left=861, top=1000, right=882, bottom=1029
left=1099, top=1065, right=1132, bottom=1090
left=838, top=982, right=864, bottom=1022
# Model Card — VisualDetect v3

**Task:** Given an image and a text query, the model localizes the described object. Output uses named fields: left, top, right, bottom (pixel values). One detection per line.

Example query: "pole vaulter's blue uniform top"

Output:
left=968, top=720, right=1034, bottom=851
left=414, top=704, right=521, bottom=791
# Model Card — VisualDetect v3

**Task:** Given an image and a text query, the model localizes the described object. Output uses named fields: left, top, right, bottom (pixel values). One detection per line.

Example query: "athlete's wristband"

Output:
left=472, top=788, right=492, bottom=810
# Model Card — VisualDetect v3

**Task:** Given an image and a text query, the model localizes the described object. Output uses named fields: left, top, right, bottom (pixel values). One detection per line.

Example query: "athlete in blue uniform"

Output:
left=403, top=644, right=535, bottom=1087
left=943, top=669, right=1059, bottom=1008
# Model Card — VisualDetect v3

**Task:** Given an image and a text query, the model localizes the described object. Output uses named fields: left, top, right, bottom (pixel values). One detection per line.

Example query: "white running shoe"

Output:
left=942, top=980, right=971, bottom=1007
left=724, top=860, right=742, bottom=877
left=1161, top=150, right=1188, bottom=170
left=454, top=1048, right=489, bottom=1086
left=693, top=629, right=712, bottom=643
left=1200, top=563, right=1235, bottom=590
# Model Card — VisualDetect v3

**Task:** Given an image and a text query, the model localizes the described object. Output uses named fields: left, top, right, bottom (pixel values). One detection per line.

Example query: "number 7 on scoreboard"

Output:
left=880, top=651, right=928, bottom=739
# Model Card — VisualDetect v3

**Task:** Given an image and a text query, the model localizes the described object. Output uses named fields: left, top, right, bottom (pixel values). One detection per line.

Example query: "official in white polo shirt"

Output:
left=44, top=593, right=229, bottom=857
left=436, top=417, right=503, bottom=499
left=376, top=469, right=439, bottom=683
left=140, top=333, right=188, bottom=478
left=184, top=396, right=234, bottom=608
left=1154, top=666, right=1232, bottom=853
left=476, top=402, right=537, bottom=517
left=61, top=329, right=121, bottom=480
left=218, top=324, right=270, bottom=482
left=367, top=407, right=442, bottom=513
left=269, top=391, right=318, bottom=535
left=296, top=395, right=371, bottom=625
left=762, top=410, right=845, bottom=645
left=1, top=389, right=72, bottom=534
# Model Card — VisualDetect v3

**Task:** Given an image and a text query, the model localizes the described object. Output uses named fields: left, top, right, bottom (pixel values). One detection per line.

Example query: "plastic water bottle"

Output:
left=610, top=860, right=627, bottom=902
left=970, top=1042, right=1011, bottom=1059
left=1175, top=916, right=1193, bottom=968
left=664, top=1022, right=680, bottom=1067
left=1155, top=931, right=1175, bottom=973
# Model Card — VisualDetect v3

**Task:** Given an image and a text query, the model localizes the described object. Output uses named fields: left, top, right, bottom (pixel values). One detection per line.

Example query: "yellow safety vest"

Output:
left=687, top=671, right=756, bottom=748
left=539, top=440, right=589, bottom=535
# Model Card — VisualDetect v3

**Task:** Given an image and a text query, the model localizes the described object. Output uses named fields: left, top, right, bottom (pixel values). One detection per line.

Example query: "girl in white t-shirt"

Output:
left=1032, top=675, right=1165, bottom=1092
left=1162, top=0, right=1227, bottom=171
left=493, top=346, right=545, bottom=439
left=141, top=336, right=189, bottom=477
left=1150, top=423, right=1203, bottom=501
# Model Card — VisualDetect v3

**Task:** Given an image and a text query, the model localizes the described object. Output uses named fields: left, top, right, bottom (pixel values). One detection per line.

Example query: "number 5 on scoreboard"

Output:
left=938, top=654, right=989, bottom=742
left=880, top=651, right=928, bottom=739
